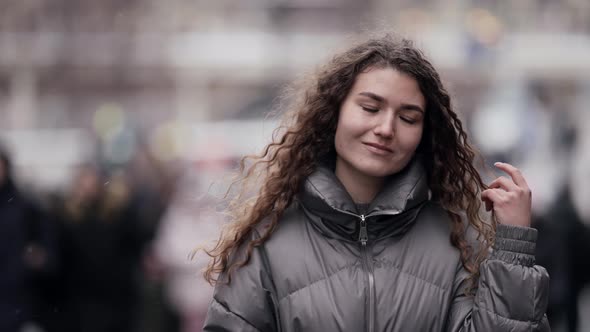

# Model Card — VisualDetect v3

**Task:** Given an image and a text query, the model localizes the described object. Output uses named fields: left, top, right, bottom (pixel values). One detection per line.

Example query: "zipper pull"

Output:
left=358, top=214, right=368, bottom=246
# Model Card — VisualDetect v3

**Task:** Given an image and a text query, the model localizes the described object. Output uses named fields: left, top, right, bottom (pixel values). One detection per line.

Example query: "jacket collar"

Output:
left=297, top=157, right=430, bottom=242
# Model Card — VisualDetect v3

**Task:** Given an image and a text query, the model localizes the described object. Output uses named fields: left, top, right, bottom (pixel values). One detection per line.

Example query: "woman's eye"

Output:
left=361, top=106, right=379, bottom=113
left=401, top=117, right=417, bottom=124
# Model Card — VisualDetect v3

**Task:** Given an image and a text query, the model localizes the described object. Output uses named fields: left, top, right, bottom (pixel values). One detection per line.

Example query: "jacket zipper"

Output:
left=359, top=214, right=375, bottom=332
left=316, top=207, right=400, bottom=331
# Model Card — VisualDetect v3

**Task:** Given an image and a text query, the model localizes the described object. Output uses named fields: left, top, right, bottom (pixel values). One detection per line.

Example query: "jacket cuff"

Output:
left=490, top=224, right=537, bottom=267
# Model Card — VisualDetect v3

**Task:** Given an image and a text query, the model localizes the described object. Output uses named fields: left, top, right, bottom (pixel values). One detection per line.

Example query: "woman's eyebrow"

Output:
left=359, top=92, right=424, bottom=114
left=358, top=91, right=385, bottom=103
left=399, top=103, right=424, bottom=114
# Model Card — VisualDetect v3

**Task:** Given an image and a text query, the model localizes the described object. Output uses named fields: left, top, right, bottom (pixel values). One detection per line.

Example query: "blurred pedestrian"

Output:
left=54, top=164, right=147, bottom=332
left=153, top=169, right=220, bottom=332
left=202, top=34, right=550, bottom=331
left=0, top=144, right=56, bottom=332
left=535, top=184, right=590, bottom=332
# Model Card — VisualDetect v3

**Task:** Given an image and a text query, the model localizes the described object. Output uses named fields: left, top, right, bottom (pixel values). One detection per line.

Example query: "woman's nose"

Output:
left=373, top=118, right=394, bottom=138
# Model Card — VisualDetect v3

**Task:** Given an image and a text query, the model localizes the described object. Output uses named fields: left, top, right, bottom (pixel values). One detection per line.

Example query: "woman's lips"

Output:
left=363, top=142, right=393, bottom=155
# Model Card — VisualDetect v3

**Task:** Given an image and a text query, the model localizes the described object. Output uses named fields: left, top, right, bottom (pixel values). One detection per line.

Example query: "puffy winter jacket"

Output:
left=203, top=159, right=550, bottom=331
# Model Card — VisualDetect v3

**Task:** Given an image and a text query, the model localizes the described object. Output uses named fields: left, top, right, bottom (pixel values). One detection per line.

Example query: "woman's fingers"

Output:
left=482, top=162, right=532, bottom=227
left=494, top=162, right=529, bottom=189
left=481, top=188, right=505, bottom=205
left=493, top=162, right=532, bottom=199
left=481, top=188, right=506, bottom=211
left=488, top=176, right=518, bottom=192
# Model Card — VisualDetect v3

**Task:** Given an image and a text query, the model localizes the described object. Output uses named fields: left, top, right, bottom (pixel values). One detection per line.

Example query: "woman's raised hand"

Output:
left=481, top=162, right=532, bottom=228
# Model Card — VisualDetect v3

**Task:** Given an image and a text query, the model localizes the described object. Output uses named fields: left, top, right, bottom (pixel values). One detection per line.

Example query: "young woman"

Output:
left=202, top=35, right=550, bottom=331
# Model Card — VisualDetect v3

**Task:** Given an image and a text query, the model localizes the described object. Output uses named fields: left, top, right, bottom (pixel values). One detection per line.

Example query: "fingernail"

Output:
left=494, top=162, right=502, bottom=166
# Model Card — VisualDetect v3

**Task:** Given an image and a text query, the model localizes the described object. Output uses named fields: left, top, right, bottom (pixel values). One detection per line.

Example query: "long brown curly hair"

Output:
left=203, top=34, right=495, bottom=291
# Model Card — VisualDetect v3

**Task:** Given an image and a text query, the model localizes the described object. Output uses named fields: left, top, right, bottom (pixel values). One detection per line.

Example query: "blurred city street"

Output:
left=1, top=1, right=590, bottom=331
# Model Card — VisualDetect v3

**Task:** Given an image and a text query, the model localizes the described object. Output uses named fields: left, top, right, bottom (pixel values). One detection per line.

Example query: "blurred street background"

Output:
left=1, top=1, right=590, bottom=331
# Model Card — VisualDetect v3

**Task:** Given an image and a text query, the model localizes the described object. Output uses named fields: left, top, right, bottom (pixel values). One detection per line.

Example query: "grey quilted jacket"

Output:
left=203, top=159, right=550, bottom=331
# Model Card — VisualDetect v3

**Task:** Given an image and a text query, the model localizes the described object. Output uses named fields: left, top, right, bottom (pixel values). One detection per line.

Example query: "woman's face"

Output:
left=334, top=66, right=426, bottom=184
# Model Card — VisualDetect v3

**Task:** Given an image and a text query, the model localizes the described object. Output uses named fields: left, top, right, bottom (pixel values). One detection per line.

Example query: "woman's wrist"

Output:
left=490, top=224, right=537, bottom=266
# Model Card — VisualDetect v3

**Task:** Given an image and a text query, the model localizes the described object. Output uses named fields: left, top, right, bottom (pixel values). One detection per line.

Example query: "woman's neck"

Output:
left=335, top=161, right=384, bottom=205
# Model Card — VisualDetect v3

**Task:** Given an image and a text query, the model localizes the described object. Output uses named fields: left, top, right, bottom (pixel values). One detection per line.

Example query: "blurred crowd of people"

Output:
left=0, top=142, right=220, bottom=332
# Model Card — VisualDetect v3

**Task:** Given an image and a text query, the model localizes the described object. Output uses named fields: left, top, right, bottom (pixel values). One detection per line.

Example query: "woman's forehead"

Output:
left=350, top=67, right=425, bottom=108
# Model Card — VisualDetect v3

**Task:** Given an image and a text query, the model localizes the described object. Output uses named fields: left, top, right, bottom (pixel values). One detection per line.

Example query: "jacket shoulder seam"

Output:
left=211, top=297, right=263, bottom=331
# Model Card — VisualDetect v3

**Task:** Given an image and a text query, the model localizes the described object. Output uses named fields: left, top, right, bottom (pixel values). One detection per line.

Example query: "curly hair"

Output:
left=203, top=34, right=495, bottom=292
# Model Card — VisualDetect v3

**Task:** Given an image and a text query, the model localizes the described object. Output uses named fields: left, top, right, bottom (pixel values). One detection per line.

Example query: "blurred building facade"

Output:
left=2, top=0, right=590, bottom=141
